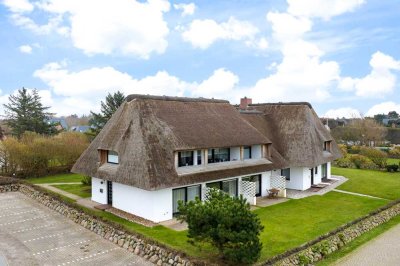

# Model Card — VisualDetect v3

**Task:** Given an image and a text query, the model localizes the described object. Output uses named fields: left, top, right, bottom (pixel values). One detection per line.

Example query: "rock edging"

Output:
left=1, top=183, right=199, bottom=266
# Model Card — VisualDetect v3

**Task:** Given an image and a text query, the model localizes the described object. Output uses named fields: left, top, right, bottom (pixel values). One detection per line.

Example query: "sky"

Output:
left=0, top=0, right=399, bottom=118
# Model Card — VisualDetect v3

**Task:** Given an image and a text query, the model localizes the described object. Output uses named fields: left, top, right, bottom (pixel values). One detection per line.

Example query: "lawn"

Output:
left=26, top=173, right=85, bottom=184
left=332, top=167, right=400, bottom=200
left=387, top=158, right=400, bottom=165
left=254, top=191, right=387, bottom=261
left=53, top=184, right=91, bottom=198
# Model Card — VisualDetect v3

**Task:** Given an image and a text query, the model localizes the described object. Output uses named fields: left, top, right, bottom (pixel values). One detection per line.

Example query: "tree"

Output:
left=3, top=88, right=55, bottom=137
left=178, top=189, right=264, bottom=264
left=388, top=111, right=399, bottom=119
left=89, top=91, right=125, bottom=135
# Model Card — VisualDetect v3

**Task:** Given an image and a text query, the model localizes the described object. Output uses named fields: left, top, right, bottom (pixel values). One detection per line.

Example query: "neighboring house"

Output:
left=72, top=95, right=341, bottom=223
left=70, top=125, right=91, bottom=133
left=48, top=117, right=68, bottom=131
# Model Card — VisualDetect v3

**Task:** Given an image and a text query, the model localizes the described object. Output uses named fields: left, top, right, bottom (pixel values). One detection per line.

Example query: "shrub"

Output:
left=389, top=147, right=400, bottom=158
left=178, top=189, right=264, bottom=264
left=348, top=145, right=361, bottom=154
left=338, top=144, right=348, bottom=157
left=81, top=176, right=92, bottom=186
left=359, top=147, right=387, bottom=168
left=334, top=156, right=355, bottom=168
left=350, top=154, right=378, bottom=170
left=386, top=164, right=399, bottom=172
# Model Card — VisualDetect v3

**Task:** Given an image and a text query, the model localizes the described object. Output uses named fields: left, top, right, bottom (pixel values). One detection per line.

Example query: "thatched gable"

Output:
left=72, top=95, right=275, bottom=190
left=240, top=103, right=342, bottom=168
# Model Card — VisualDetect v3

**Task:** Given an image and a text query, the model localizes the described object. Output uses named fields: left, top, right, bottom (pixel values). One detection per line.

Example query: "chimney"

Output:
left=240, top=97, right=252, bottom=110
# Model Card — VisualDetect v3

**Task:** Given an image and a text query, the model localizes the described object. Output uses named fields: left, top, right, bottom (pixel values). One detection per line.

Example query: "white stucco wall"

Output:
left=327, top=162, right=332, bottom=179
left=261, top=171, right=271, bottom=197
left=112, top=182, right=173, bottom=223
left=91, top=177, right=108, bottom=204
left=285, top=167, right=311, bottom=190
left=230, top=147, right=241, bottom=161
left=313, top=165, right=322, bottom=184
left=251, top=145, right=262, bottom=159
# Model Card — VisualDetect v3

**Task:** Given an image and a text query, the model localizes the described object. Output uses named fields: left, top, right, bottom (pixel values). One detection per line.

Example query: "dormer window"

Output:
left=243, top=146, right=252, bottom=160
left=178, top=151, right=194, bottom=167
left=107, top=150, right=119, bottom=164
left=323, top=141, right=332, bottom=152
left=208, top=148, right=230, bottom=163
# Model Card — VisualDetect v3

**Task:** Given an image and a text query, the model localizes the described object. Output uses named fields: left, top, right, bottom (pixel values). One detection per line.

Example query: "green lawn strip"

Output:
left=26, top=173, right=85, bottom=184
left=317, top=214, right=400, bottom=266
left=254, top=191, right=388, bottom=261
left=332, top=167, right=400, bottom=200
left=53, top=184, right=91, bottom=198
left=387, top=158, right=400, bottom=165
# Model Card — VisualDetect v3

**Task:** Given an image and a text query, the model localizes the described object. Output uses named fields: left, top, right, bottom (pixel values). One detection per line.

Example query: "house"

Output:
left=70, top=125, right=91, bottom=133
left=48, top=117, right=69, bottom=131
left=72, top=94, right=341, bottom=223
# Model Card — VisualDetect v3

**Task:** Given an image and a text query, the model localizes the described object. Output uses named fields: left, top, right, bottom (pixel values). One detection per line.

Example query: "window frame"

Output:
left=172, top=185, right=201, bottom=215
left=206, top=179, right=238, bottom=197
left=208, top=148, right=230, bottom=164
left=243, top=146, right=252, bottom=160
left=315, top=166, right=318, bottom=175
left=107, top=150, right=119, bottom=164
left=178, top=151, right=194, bottom=167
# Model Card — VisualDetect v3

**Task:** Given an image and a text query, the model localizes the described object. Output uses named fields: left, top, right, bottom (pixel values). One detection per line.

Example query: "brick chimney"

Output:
left=240, top=97, right=252, bottom=110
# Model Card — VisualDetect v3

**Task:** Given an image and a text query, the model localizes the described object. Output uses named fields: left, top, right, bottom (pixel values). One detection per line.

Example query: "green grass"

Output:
left=254, top=191, right=387, bottom=261
left=317, top=214, right=400, bottom=266
left=332, top=167, right=400, bottom=200
left=53, top=184, right=91, bottom=198
left=387, top=158, right=400, bottom=165
left=27, top=173, right=85, bottom=184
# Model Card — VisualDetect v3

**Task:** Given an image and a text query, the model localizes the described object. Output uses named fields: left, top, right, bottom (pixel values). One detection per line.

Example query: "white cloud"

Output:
left=267, top=12, right=312, bottom=41
left=193, top=68, right=240, bottom=98
left=3, top=0, right=33, bottom=13
left=365, top=102, right=400, bottom=117
left=174, top=3, right=196, bottom=17
left=182, top=17, right=259, bottom=49
left=287, top=0, right=365, bottom=20
left=4, top=0, right=171, bottom=58
left=19, top=44, right=32, bottom=54
left=339, top=51, right=400, bottom=97
left=323, top=107, right=362, bottom=119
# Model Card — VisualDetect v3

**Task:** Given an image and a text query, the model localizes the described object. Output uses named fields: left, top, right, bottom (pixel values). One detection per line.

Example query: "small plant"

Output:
left=386, top=164, right=399, bottom=172
left=298, top=253, right=312, bottom=266
left=81, top=175, right=92, bottom=186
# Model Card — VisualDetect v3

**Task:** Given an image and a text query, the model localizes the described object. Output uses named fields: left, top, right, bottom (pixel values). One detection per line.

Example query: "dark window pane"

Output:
left=281, top=168, right=290, bottom=181
left=222, top=179, right=237, bottom=197
left=178, top=151, right=194, bottom=167
left=187, top=185, right=201, bottom=201
left=206, top=182, right=220, bottom=189
left=197, top=150, right=202, bottom=165
left=172, top=188, right=186, bottom=214
left=244, top=146, right=251, bottom=159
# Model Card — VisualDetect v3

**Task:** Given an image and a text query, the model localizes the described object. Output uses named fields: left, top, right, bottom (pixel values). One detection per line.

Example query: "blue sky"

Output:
left=0, top=0, right=399, bottom=117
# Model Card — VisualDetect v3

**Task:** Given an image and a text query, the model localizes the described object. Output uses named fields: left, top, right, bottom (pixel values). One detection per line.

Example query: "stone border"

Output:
left=0, top=183, right=206, bottom=266
left=259, top=199, right=400, bottom=266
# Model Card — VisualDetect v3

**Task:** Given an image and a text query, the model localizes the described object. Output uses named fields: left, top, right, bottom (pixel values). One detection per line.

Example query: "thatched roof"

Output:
left=72, top=95, right=274, bottom=190
left=240, top=103, right=342, bottom=168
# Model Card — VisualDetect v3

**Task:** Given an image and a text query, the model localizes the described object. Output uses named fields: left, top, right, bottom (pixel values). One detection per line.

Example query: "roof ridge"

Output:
left=126, top=94, right=229, bottom=104
left=249, top=102, right=312, bottom=108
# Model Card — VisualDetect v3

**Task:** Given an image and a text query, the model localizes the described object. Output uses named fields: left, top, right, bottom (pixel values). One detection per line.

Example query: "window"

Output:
left=242, top=175, right=261, bottom=196
left=243, top=146, right=252, bottom=160
left=206, top=179, right=238, bottom=197
left=197, top=150, right=202, bottom=165
left=172, top=185, right=201, bottom=214
left=323, top=141, right=331, bottom=152
left=281, top=168, right=290, bottom=181
left=178, top=151, right=194, bottom=167
left=107, top=150, right=119, bottom=164
left=208, top=148, right=230, bottom=163
left=315, top=166, right=318, bottom=175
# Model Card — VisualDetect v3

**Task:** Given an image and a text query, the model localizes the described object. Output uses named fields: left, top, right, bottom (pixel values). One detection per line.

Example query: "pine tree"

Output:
left=89, top=91, right=126, bottom=135
left=3, top=88, right=55, bottom=137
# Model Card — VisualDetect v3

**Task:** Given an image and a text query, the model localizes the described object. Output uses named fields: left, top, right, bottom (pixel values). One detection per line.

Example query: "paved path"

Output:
left=335, top=223, right=400, bottom=266
left=333, top=189, right=387, bottom=200
left=0, top=192, right=152, bottom=266
left=37, top=183, right=83, bottom=200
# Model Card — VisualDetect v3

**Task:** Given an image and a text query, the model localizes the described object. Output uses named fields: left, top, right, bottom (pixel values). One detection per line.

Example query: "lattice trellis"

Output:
left=202, top=186, right=212, bottom=200
left=241, top=180, right=256, bottom=205
left=270, top=175, right=286, bottom=190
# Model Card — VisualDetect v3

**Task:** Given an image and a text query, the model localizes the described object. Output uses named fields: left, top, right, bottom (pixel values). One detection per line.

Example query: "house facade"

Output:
left=72, top=95, right=341, bottom=223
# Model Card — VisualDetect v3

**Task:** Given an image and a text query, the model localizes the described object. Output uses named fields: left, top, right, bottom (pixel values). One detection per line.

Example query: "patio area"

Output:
left=286, top=175, right=348, bottom=199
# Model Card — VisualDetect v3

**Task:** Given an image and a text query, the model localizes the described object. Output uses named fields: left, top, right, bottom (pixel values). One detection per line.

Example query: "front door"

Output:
left=310, top=169, right=314, bottom=186
left=107, top=181, right=113, bottom=205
